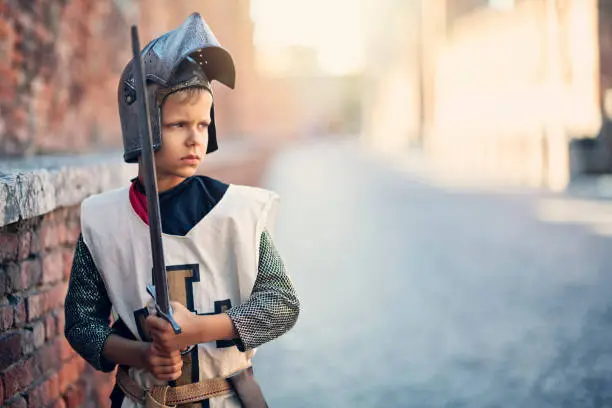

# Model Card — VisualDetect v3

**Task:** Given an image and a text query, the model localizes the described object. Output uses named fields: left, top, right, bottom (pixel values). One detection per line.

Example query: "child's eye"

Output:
left=170, top=123, right=184, bottom=128
left=198, top=123, right=209, bottom=129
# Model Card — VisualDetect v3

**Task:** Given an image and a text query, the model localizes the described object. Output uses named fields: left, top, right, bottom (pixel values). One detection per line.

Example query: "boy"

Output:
left=64, top=13, right=300, bottom=408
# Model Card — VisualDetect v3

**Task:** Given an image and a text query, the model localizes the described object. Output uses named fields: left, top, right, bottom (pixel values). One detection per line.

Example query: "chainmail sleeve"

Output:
left=64, top=234, right=116, bottom=372
left=227, top=230, right=300, bottom=351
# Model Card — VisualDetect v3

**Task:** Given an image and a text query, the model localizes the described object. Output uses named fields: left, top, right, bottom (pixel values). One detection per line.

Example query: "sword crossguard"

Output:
left=146, top=284, right=182, bottom=334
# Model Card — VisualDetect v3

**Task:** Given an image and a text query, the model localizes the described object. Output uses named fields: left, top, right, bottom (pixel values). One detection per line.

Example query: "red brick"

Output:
left=40, top=339, right=61, bottom=373
left=47, top=282, right=69, bottom=310
left=13, top=298, right=26, bottom=328
left=65, top=225, right=80, bottom=245
left=58, top=224, right=68, bottom=247
left=1, top=352, right=43, bottom=397
left=55, top=217, right=68, bottom=245
left=42, top=251, right=64, bottom=284
left=62, top=248, right=74, bottom=281
left=0, top=233, right=19, bottom=263
left=67, top=209, right=80, bottom=226
left=59, top=337, right=74, bottom=363
left=63, top=383, right=85, bottom=408
left=27, top=379, right=46, bottom=408
left=45, top=313, right=56, bottom=340
left=39, top=221, right=54, bottom=251
left=55, top=209, right=68, bottom=225
left=95, top=372, right=116, bottom=405
left=48, top=373, right=60, bottom=402
left=20, top=328, right=34, bottom=356
left=82, top=398, right=98, bottom=408
left=26, top=320, right=45, bottom=350
left=52, top=397, right=67, bottom=408
left=0, top=304, right=14, bottom=331
left=27, top=373, right=60, bottom=408
left=56, top=309, right=65, bottom=335
left=6, top=259, right=41, bottom=293
left=26, top=292, right=45, bottom=321
left=26, top=284, right=67, bottom=322
left=17, top=231, right=31, bottom=261
left=59, top=358, right=81, bottom=394
left=29, top=228, right=41, bottom=254
left=0, top=266, right=7, bottom=297
left=0, top=332, right=24, bottom=370
left=2, top=359, right=31, bottom=397
left=42, top=212, right=56, bottom=226
left=4, top=395, right=27, bottom=408
left=19, top=258, right=42, bottom=290
left=23, top=353, right=43, bottom=384
left=5, top=263, right=25, bottom=292
left=77, top=357, right=86, bottom=372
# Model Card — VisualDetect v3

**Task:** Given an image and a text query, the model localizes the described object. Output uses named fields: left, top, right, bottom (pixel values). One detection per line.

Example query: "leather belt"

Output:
left=116, top=367, right=234, bottom=407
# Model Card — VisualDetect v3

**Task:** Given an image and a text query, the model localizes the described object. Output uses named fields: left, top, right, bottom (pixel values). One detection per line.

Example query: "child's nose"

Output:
left=186, top=127, right=203, bottom=145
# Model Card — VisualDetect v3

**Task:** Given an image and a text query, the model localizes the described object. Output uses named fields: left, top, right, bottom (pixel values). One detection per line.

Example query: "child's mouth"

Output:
left=181, top=154, right=201, bottom=164
left=181, top=154, right=200, bottom=162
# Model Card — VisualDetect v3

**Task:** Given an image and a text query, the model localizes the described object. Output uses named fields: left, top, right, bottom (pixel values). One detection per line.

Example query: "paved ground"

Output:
left=252, top=140, right=612, bottom=408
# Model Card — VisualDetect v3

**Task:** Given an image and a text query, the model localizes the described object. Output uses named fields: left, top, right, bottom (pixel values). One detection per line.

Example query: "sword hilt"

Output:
left=147, top=284, right=182, bottom=334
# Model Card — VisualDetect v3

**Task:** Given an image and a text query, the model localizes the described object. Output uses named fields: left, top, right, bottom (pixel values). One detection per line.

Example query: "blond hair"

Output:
left=162, top=86, right=212, bottom=106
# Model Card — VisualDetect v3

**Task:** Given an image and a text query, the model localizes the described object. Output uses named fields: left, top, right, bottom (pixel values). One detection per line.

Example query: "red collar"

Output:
left=129, top=180, right=149, bottom=225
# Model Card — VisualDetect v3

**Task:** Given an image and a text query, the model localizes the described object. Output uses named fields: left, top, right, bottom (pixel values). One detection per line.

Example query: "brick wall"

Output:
left=0, top=207, right=115, bottom=408
left=0, top=0, right=132, bottom=158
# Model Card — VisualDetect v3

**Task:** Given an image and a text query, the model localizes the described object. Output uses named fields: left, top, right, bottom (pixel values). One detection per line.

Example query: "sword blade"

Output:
left=130, top=26, right=170, bottom=315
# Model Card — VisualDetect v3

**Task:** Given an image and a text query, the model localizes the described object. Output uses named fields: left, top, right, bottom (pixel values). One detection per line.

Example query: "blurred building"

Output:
left=255, top=43, right=363, bottom=139
left=360, top=0, right=422, bottom=152
left=362, top=0, right=607, bottom=190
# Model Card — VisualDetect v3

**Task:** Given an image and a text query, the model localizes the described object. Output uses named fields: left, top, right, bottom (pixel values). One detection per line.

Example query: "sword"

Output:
left=131, top=25, right=181, bottom=335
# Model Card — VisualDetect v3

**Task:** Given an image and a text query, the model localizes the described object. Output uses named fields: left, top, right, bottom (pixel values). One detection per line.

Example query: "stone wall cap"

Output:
left=0, top=140, right=267, bottom=227
left=0, top=152, right=137, bottom=227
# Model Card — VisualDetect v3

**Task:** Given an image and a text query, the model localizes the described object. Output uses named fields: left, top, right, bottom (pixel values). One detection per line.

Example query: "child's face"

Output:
left=154, top=90, right=213, bottom=187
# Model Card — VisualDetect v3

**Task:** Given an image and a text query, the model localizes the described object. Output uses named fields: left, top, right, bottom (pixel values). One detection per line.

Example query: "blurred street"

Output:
left=253, top=140, right=612, bottom=408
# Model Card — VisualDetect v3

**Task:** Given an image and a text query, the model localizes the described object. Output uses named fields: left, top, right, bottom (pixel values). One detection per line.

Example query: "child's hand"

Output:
left=145, top=301, right=197, bottom=353
left=144, top=341, right=183, bottom=381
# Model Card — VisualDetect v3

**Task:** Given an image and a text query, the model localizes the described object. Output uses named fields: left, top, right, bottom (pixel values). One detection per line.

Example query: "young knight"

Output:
left=64, top=13, right=300, bottom=408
